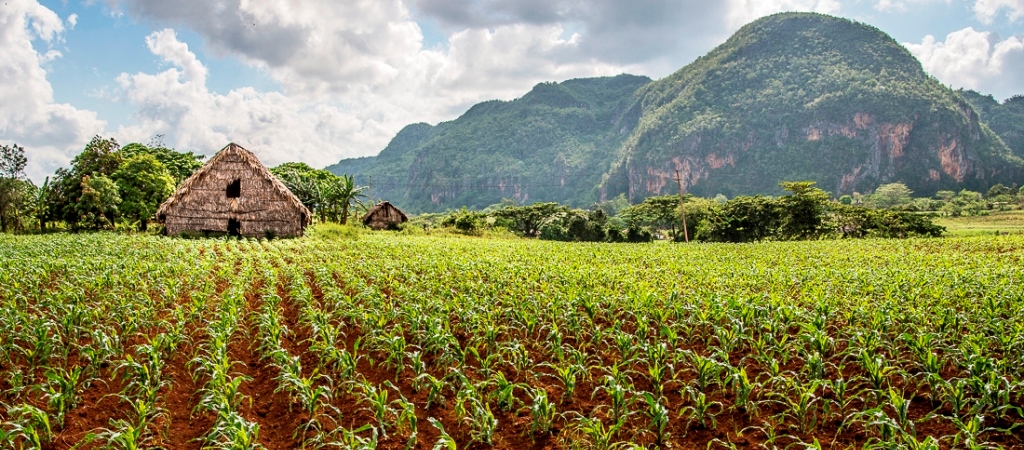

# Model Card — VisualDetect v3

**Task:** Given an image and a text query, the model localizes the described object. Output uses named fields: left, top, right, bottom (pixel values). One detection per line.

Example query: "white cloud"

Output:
left=725, top=0, right=841, bottom=28
left=974, top=0, right=1024, bottom=22
left=145, top=29, right=207, bottom=85
left=67, top=13, right=78, bottom=29
left=906, top=27, right=1024, bottom=99
left=107, top=0, right=429, bottom=97
left=97, top=0, right=647, bottom=170
left=0, top=0, right=106, bottom=183
left=113, top=25, right=629, bottom=170
left=872, top=0, right=948, bottom=13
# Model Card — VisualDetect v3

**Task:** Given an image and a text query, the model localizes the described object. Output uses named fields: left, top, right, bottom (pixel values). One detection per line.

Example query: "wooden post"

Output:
left=369, top=175, right=373, bottom=205
left=674, top=170, right=689, bottom=243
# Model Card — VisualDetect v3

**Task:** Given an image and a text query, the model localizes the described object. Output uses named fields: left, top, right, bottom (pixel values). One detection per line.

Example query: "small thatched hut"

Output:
left=156, top=143, right=312, bottom=237
left=362, top=201, right=408, bottom=230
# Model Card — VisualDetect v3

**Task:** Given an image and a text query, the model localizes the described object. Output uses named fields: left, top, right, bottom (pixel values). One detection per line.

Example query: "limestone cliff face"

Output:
left=616, top=109, right=997, bottom=201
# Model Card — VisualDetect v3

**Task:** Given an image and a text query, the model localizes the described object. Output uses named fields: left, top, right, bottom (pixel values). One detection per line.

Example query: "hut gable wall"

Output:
left=362, top=202, right=408, bottom=230
left=158, top=143, right=312, bottom=237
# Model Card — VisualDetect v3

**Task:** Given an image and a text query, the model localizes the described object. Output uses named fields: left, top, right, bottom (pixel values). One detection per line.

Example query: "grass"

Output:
left=934, top=209, right=1024, bottom=237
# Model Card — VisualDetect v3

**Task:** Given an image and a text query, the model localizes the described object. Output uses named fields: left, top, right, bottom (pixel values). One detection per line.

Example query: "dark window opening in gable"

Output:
left=227, top=179, right=241, bottom=198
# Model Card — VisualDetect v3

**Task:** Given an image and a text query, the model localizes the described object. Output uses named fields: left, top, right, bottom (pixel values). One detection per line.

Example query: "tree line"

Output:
left=0, top=137, right=204, bottom=232
left=2, top=136, right=1018, bottom=238
left=0, top=137, right=369, bottom=233
left=433, top=181, right=952, bottom=243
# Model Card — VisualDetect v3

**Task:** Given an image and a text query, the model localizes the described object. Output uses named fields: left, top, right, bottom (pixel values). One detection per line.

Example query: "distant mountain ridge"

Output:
left=328, top=74, right=652, bottom=210
left=328, top=13, right=1022, bottom=213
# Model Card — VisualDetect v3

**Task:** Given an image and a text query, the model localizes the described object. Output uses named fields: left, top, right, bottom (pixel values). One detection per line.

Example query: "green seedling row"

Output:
left=0, top=233, right=1022, bottom=449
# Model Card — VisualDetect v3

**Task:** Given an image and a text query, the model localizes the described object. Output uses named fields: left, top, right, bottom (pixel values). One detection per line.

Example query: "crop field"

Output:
left=1, top=233, right=1022, bottom=449
left=935, top=210, right=1024, bottom=237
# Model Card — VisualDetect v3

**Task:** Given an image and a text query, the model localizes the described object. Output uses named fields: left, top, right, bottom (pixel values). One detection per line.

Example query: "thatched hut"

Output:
left=362, top=201, right=408, bottom=230
left=156, top=143, right=312, bottom=237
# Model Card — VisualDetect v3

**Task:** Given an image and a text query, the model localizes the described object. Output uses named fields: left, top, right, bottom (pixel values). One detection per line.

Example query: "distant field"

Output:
left=934, top=209, right=1024, bottom=237
left=1, top=233, right=1021, bottom=449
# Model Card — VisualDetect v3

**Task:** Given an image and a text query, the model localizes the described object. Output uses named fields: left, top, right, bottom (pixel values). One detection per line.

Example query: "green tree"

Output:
left=75, top=175, right=121, bottom=230
left=72, top=136, right=122, bottom=176
left=619, top=195, right=682, bottom=237
left=778, top=181, right=830, bottom=240
left=871, top=182, right=913, bottom=208
left=0, top=143, right=29, bottom=232
left=986, top=183, right=1014, bottom=198
left=112, top=154, right=175, bottom=231
left=52, top=136, right=123, bottom=228
left=701, top=195, right=782, bottom=242
left=940, top=189, right=987, bottom=217
left=33, top=177, right=52, bottom=232
left=271, top=162, right=336, bottom=221
left=935, top=190, right=956, bottom=202
left=325, top=174, right=367, bottom=225
left=119, top=141, right=203, bottom=186
left=492, top=202, right=571, bottom=236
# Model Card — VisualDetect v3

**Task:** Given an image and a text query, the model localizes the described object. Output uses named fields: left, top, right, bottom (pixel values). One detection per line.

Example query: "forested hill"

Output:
left=327, top=74, right=652, bottom=211
left=329, top=13, right=1023, bottom=213
left=601, top=12, right=1020, bottom=202
left=961, top=91, right=1024, bottom=161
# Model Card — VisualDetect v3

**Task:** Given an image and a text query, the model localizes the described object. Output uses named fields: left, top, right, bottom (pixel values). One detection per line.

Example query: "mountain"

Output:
left=329, top=13, right=1022, bottom=213
left=960, top=90, right=1024, bottom=161
left=329, top=74, right=651, bottom=212
left=601, top=12, right=1020, bottom=201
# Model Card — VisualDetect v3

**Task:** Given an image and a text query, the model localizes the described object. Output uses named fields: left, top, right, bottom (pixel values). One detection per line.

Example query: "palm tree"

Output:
left=325, top=174, right=367, bottom=225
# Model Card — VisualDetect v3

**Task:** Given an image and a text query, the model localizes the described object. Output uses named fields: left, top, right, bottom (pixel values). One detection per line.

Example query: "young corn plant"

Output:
left=332, top=424, right=379, bottom=450
left=591, top=380, right=635, bottom=425
left=41, top=365, right=84, bottom=428
left=428, top=417, right=457, bottom=450
left=679, top=387, right=722, bottom=430
left=461, top=395, right=498, bottom=446
left=206, top=410, right=264, bottom=450
left=859, top=350, right=897, bottom=405
left=6, top=403, right=53, bottom=449
left=727, top=365, right=757, bottom=414
left=487, top=371, right=525, bottom=413
left=772, top=379, right=821, bottom=434
left=275, top=366, right=339, bottom=438
left=887, top=389, right=915, bottom=436
left=683, top=350, right=724, bottom=394
left=415, top=373, right=446, bottom=409
left=530, top=387, right=558, bottom=436
left=392, top=395, right=418, bottom=449
left=946, top=413, right=1020, bottom=450
left=570, top=415, right=627, bottom=450
left=358, top=381, right=396, bottom=438
left=640, top=392, right=672, bottom=446
left=542, top=362, right=586, bottom=402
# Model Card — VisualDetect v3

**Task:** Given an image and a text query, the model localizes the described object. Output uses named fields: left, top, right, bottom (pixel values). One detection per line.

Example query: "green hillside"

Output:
left=329, top=13, right=1022, bottom=213
left=602, top=12, right=1020, bottom=201
left=961, top=90, right=1024, bottom=160
left=330, top=75, right=651, bottom=212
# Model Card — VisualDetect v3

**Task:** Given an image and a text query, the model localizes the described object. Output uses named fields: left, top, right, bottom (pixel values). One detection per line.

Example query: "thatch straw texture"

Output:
left=156, top=143, right=312, bottom=237
left=362, top=201, right=408, bottom=230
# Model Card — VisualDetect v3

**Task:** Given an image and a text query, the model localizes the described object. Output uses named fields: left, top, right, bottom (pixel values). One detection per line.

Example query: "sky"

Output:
left=3, top=0, right=1024, bottom=183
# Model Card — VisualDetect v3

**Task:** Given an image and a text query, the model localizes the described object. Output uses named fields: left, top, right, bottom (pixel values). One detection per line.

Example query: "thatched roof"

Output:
left=156, top=143, right=312, bottom=236
left=362, top=201, right=408, bottom=229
